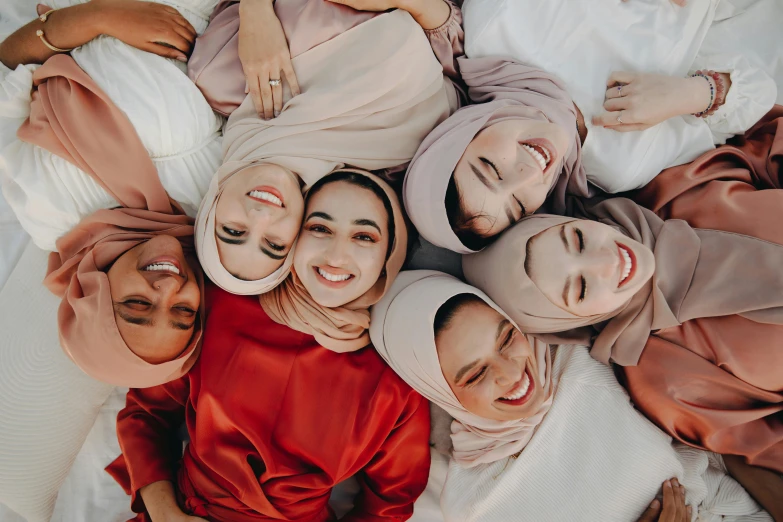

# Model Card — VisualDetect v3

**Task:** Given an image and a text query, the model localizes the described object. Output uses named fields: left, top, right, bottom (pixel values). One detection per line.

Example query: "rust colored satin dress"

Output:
left=107, top=285, right=430, bottom=522
left=620, top=106, right=783, bottom=473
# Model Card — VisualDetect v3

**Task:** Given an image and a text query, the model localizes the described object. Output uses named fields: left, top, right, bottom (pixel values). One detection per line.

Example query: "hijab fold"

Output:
left=195, top=9, right=453, bottom=294
left=260, top=169, right=407, bottom=353
left=370, top=270, right=554, bottom=467
left=17, top=55, right=202, bottom=387
left=404, top=56, right=589, bottom=254
left=465, top=197, right=783, bottom=366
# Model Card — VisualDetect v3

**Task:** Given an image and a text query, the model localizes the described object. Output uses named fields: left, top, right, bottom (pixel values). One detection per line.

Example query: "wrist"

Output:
left=239, top=0, right=275, bottom=16
left=402, top=0, right=450, bottom=30
left=684, top=75, right=712, bottom=116
left=86, top=1, right=121, bottom=38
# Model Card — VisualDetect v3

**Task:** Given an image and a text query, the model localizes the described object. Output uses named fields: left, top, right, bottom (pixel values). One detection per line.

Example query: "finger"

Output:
left=36, top=3, right=52, bottom=16
left=603, top=97, right=632, bottom=112
left=661, top=480, right=677, bottom=521
left=676, top=484, right=687, bottom=519
left=154, top=31, right=193, bottom=55
left=592, top=110, right=631, bottom=127
left=169, top=21, right=196, bottom=49
left=686, top=505, right=692, bottom=521
left=605, top=82, right=634, bottom=100
left=260, top=73, right=274, bottom=120
left=637, top=500, right=662, bottom=522
left=270, top=70, right=283, bottom=116
left=144, top=42, right=188, bottom=62
left=606, top=71, right=636, bottom=88
left=282, top=61, right=300, bottom=97
left=672, top=0, right=687, bottom=6
left=248, top=76, right=265, bottom=117
left=170, top=13, right=198, bottom=40
left=610, top=123, right=653, bottom=132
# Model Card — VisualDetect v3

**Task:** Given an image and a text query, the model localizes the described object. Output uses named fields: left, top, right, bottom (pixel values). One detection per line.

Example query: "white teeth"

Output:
left=248, top=190, right=283, bottom=207
left=620, top=247, right=632, bottom=283
left=317, top=268, right=351, bottom=282
left=143, top=262, right=180, bottom=275
left=520, top=144, right=549, bottom=171
left=501, top=372, right=530, bottom=401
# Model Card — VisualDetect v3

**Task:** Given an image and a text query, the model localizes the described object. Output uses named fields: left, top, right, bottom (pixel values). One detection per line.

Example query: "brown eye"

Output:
left=222, top=226, right=244, bottom=237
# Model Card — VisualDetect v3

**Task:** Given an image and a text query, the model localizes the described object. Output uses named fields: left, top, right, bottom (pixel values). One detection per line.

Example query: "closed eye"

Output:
left=466, top=367, right=487, bottom=387
left=222, top=226, right=244, bottom=237
left=480, top=157, right=502, bottom=180
left=513, top=195, right=527, bottom=218
left=579, top=275, right=587, bottom=303
left=265, top=239, right=285, bottom=252
left=576, top=228, right=585, bottom=252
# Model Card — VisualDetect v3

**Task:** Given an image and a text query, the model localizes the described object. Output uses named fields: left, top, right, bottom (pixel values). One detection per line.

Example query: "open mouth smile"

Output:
left=496, top=366, right=535, bottom=406
left=313, top=266, right=354, bottom=288
left=617, top=243, right=637, bottom=288
left=520, top=139, right=555, bottom=173
left=247, top=186, right=285, bottom=208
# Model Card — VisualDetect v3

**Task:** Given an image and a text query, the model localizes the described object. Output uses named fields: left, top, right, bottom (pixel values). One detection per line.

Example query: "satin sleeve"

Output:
left=113, top=377, right=190, bottom=512
left=689, top=52, right=776, bottom=146
left=341, top=391, right=431, bottom=522
left=423, top=0, right=464, bottom=83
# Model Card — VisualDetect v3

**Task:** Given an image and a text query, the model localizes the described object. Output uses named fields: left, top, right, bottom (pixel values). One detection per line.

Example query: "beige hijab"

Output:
left=18, top=55, right=202, bottom=387
left=370, top=270, right=554, bottom=467
left=259, top=169, right=407, bottom=352
left=464, top=197, right=783, bottom=366
left=196, top=9, right=454, bottom=294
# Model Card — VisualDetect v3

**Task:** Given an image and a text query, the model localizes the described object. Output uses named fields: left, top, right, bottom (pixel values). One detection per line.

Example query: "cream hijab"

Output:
left=196, top=9, right=453, bottom=294
left=464, top=197, right=783, bottom=366
left=370, top=270, right=554, bottom=467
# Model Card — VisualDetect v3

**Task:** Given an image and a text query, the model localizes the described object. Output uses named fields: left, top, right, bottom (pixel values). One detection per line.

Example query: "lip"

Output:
left=616, top=242, right=637, bottom=289
left=312, top=265, right=355, bottom=289
left=520, top=138, right=557, bottom=176
left=247, top=185, right=285, bottom=208
left=496, top=365, right=535, bottom=407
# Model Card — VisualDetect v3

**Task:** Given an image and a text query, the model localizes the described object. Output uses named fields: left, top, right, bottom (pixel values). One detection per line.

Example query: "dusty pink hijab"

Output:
left=259, top=169, right=407, bottom=352
left=17, top=55, right=203, bottom=387
left=464, top=197, right=783, bottom=366
left=370, top=270, right=554, bottom=467
left=404, top=56, right=589, bottom=254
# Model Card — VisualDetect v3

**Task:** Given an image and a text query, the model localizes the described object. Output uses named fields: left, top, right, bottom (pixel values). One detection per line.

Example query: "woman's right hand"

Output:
left=636, top=479, right=692, bottom=522
left=238, top=0, right=300, bottom=120
left=90, top=0, right=197, bottom=62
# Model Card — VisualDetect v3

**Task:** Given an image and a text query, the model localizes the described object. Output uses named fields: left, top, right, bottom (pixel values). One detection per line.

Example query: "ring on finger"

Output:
left=617, top=85, right=623, bottom=96
left=269, top=79, right=281, bottom=87
left=616, top=112, right=625, bottom=124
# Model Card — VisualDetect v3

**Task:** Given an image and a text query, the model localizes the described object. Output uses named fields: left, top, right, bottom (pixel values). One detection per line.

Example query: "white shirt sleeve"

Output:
left=0, top=62, right=37, bottom=153
left=689, top=50, right=776, bottom=145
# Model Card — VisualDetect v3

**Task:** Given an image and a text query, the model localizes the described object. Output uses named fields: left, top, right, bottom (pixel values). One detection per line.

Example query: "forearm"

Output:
left=140, top=480, right=185, bottom=522
left=0, top=3, right=105, bottom=69
left=398, top=0, right=451, bottom=30
left=723, top=455, right=783, bottom=521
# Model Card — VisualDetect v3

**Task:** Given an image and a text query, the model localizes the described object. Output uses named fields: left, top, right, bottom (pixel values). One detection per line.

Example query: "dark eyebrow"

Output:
left=170, top=320, right=196, bottom=331
left=260, top=246, right=287, bottom=261
left=306, top=211, right=333, bottom=222
left=560, top=224, right=569, bottom=251
left=117, top=311, right=153, bottom=327
left=470, top=162, right=494, bottom=191
left=217, top=234, right=246, bottom=246
left=454, top=358, right=481, bottom=385
left=353, top=218, right=381, bottom=233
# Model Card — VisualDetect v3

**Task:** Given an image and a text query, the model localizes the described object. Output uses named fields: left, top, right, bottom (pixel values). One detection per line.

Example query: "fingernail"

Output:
left=650, top=500, right=660, bottom=509
left=672, top=478, right=679, bottom=486
left=176, top=56, right=187, bottom=62
left=664, top=480, right=671, bottom=488
left=274, top=110, right=280, bottom=117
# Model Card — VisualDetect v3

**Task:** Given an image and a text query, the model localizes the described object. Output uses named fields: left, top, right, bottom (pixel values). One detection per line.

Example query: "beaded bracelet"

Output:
left=691, top=70, right=726, bottom=118
left=36, top=8, right=74, bottom=53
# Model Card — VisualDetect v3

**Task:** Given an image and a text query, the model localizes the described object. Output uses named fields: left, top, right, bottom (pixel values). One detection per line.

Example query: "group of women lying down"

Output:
left=0, top=0, right=781, bottom=520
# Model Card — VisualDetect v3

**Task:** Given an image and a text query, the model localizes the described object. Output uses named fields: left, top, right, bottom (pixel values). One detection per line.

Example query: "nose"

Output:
left=494, top=356, right=523, bottom=388
left=322, top=237, right=351, bottom=267
left=248, top=206, right=279, bottom=228
left=580, top=247, right=618, bottom=280
left=151, top=273, right=183, bottom=297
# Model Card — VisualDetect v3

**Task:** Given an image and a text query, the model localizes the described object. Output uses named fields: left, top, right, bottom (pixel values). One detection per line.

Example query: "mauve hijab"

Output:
left=464, top=197, right=783, bottom=366
left=370, top=270, right=553, bottom=467
left=404, top=56, right=589, bottom=254
left=260, top=169, right=407, bottom=353
left=18, top=55, right=203, bottom=387
left=195, top=9, right=453, bottom=294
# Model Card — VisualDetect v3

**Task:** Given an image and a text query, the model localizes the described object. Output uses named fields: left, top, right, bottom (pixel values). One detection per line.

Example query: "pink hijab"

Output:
left=370, top=270, right=554, bottom=467
left=17, top=55, right=203, bottom=387
left=464, top=197, right=783, bottom=366
left=404, top=56, right=589, bottom=254
left=259, top=169, right=407, bottom=352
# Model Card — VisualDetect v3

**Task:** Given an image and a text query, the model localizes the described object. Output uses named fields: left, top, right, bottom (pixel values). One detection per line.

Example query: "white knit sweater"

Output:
left=438, top=346, right=770, bottom=522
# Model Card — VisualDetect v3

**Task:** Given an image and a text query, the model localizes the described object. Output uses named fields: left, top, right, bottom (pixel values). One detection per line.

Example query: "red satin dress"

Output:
left=107, top=285, right=430, bottom=522
left=621, top=106, right=783, bottom=473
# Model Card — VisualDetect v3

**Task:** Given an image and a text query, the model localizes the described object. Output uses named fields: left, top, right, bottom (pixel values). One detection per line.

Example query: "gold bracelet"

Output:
left=36, top=8, right=74, bottom=53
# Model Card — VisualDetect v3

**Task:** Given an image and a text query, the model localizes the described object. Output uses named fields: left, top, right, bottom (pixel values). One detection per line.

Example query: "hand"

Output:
left=636, top=479, right=692, bottom=522
left=327, top=0, right=451, bottom=30
left=592, top=72, right=709, bottom=132
left=324, top=0, right=399, bottom=11
left=89, top=0, right=197, bottom=62
left=238, top=0, right=300, bottom=120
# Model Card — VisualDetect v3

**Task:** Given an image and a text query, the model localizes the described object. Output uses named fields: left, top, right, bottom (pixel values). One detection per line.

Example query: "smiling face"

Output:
left=293, top=179, right=391, bottom=308
left=214, top=164, right=304, bottom=281
left=451, top=119, right=571, bottom=239
left=435, top=297, right=546, bottom=422
left=525, top=220, right=656, bottom=317
left=107, top=235, right=201, bottom=364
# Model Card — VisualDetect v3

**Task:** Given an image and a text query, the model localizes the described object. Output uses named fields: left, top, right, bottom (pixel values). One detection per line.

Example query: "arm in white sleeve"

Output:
left=0, top=62, right=37, bottom=151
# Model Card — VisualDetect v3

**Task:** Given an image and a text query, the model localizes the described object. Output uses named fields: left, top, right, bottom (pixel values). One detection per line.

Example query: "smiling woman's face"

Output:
left=293, top=180, right=391, bottom=308
left=436, top=298, right=546, bottom=422
left=214, top=164, right=304, bottom=281
left=107, top=235, right=201, bottom=364
left=525, top=220, right=656, bottom=317
left=451, top=119, right=570, bottom=238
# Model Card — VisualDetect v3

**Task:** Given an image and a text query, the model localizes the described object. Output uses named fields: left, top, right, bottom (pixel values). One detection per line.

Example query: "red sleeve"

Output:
left=424, top=0, right=464, bottom=83
left=114, top=377, right=190, bottom=513
left=341, top=391, right=431, bottom=522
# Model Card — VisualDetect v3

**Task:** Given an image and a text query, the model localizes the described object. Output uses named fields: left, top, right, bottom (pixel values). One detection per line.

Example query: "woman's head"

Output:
left=213, top=163, right=304, bottom=281
left=434, top=293, right=548, bottom=422
left=447, top=119, right=570, bottom=249
left=294, top=171, right=394, bottom=308
left=107, top=235, right=201, bottom=364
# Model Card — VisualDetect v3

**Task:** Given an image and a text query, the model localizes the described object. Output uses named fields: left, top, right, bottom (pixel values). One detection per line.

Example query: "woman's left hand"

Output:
left=592, top=71, right=709, bottom=132
left=324, top=0, right=399, bottom=11
left=326, top=0, right=450, bottom=30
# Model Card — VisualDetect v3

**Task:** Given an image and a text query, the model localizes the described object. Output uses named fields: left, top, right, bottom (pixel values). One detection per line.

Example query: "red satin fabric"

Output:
left=107, top=285, right=430, bottom=521
left=622, top=106, right=783, bottom=473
